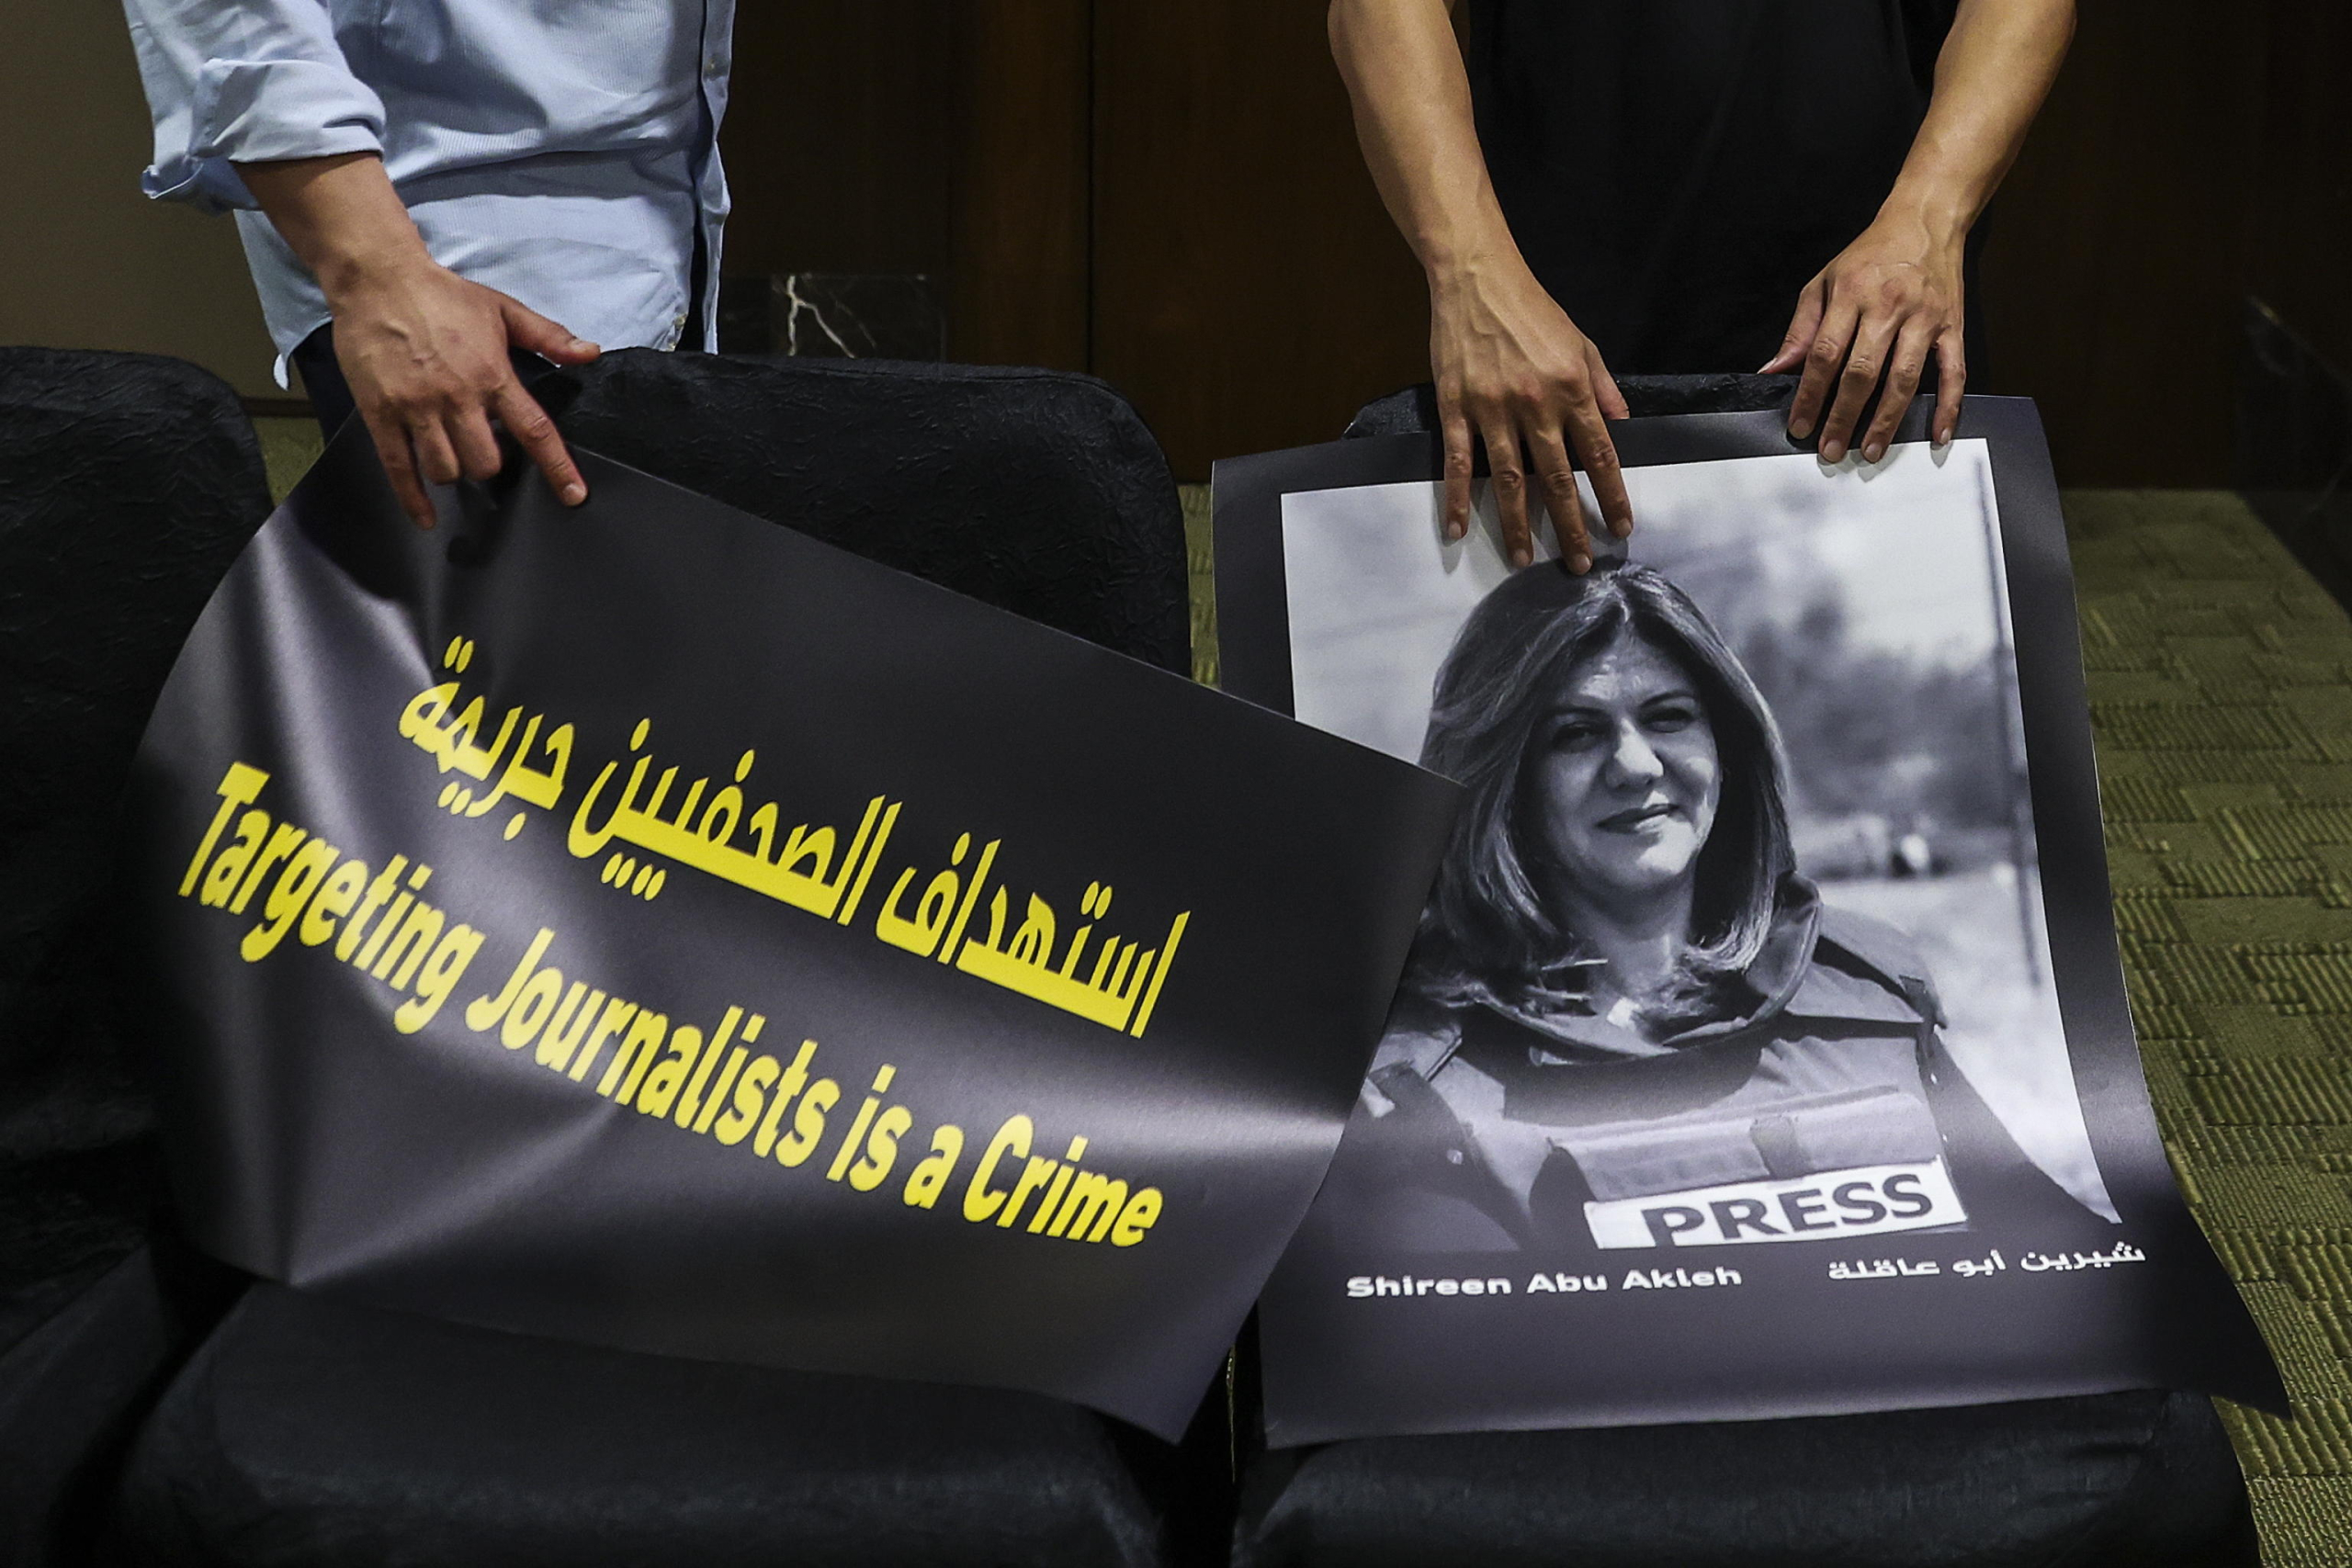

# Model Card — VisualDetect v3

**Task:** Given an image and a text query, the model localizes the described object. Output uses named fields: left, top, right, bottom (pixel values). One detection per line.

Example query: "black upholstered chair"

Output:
left=3, top=349, right=1208, bottom=1565
left=1232, top=1392, right=2256, bottom=1568
left=1225, top=377, right=2260, bottom=1568
left=535, top=353, right=1190, bottom=675
left=114, top=1283, right=1187, bottom=1568
left=0, top=348, right=270, bottom=1568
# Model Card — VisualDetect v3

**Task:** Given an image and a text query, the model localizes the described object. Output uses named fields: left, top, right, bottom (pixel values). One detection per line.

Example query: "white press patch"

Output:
left=1584, top=1159, right=1966, bottom=1249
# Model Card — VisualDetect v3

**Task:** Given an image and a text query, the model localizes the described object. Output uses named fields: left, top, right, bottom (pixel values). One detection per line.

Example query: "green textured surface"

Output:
left=254, top=416, right=323, bottom=505
left=1184, top=484, right=2352, bottom=1564
left=2068, top=490, right=2352, bottom=1565
left=1182, top=484, right=1219, bottom=690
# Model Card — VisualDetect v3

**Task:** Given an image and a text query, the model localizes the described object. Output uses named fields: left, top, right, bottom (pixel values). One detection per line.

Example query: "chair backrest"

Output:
left=0, top=347, right=269, bottom=1314
left=543, top=353, right=1191, bottom=674
left=1342, top=373, right=1802, bottom=438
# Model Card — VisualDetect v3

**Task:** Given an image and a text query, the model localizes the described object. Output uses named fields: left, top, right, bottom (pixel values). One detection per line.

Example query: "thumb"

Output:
left=500, top=298, right=600, bottom=364
left=1758, top=331, right=1810, bottom=375
left=1759, top=280, right=1826, bottom=373
left=1586, top=344, right=1631, bottom=422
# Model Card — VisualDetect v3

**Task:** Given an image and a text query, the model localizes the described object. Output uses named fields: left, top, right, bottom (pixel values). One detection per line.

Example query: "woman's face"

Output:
left=1521, top=630, right=1722, bottom=914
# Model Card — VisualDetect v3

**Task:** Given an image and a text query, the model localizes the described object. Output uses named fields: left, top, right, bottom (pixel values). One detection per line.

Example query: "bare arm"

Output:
left=238, top=152, right=599, bottom=527
left=1329, top=0, right=1632, bottom=571
left=1764, top=0, right=2075, bottom=462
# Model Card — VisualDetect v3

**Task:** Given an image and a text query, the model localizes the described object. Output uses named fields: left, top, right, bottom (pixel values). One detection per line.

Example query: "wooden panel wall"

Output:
left=719, top=0, right=2350, bottom=488
left=2243, top=0, right=2352, bottom=376
left=948, top=2, right=1091, bottom=371
left=718, top=2, right=1091, bottom=371
left=1090, top=6, right=1427, bottom=478
left=719, top=1, right=955, bottom=279
left=1975, top=0, right=2271, bottom=487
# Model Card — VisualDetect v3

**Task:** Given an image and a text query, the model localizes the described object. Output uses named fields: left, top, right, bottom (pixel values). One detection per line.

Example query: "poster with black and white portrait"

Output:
left=1214, top=399, right=2283, bottom=1443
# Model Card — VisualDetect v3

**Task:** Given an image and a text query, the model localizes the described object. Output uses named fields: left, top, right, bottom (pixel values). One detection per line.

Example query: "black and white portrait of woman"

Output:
left=1278, top=442, right=2118, bottom=1255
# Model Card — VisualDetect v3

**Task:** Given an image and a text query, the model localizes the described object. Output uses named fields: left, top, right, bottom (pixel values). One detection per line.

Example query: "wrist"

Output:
left=1875, top=176, right=1976, bottom=251
left=236, top=153, right=438, bottom=304
left=312, top=238, right=439, bottom=306
left=1413, top=193, right=1526, bottom=282
left=1423, top=239, right=1538, bottom=312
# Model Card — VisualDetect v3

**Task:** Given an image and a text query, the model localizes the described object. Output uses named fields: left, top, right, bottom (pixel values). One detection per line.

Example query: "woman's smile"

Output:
left=1596, top=799, right=1682, bottom=833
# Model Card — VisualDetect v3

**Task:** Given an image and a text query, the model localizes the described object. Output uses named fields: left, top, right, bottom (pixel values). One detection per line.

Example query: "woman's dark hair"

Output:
left=1408, top=562, right=1793, bottom=1024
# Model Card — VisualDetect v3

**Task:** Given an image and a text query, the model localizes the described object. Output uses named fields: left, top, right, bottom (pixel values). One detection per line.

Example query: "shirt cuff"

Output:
left=157, top=57, right=386, bottom=210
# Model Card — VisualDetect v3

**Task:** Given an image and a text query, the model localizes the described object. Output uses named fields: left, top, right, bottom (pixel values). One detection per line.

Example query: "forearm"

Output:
left=234, top=152, right=434, bottom=300
left=1881, top=0, right=2075, bottom=243
left=1328, top=0, right=1516, bottom=280
left=1330, top=0, right=1634, bottom=558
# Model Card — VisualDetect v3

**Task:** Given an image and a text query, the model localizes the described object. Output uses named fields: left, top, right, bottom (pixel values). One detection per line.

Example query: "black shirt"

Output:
left=1464, top=0, right=1963, bottom=375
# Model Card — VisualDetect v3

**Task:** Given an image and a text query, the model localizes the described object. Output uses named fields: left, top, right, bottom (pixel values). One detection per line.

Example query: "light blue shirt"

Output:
left=121, top=0, right=733, bottom=378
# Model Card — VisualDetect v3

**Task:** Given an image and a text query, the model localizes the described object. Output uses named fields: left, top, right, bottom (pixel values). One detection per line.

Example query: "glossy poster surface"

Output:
left=1216, top=400, right=2284, bottom=1442
left=128, top=434, right=1458, bottom=1439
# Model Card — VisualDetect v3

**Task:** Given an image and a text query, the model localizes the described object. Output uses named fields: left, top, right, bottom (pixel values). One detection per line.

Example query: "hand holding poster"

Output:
left=129, top=432, right=1459, bottom=1439
left=1215, top=400, right=2285, bottom=1442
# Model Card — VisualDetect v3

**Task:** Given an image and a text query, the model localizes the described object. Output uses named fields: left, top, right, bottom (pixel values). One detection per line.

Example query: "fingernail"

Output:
left=571, top=338, right=597, bottom=353
left=1446, top=520, right=1465, bottom=541
left=1821, top=441, right=1845, bottom=463
left=1789, top=420, right=1814, bottom=440
left=1935, top=427, right=1953, bottom=446
left=1611, top=518, right=1633, bottom=539
left=1864, top=442, right=1885, bottom=463
left=561, top=482, right=587, bottom=505
left=1569, top=553, right=1592, bottom=574
left=1510, top=547, right=1532, bottom=570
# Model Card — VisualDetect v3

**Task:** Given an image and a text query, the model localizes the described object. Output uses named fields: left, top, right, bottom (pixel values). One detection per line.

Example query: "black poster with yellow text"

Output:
left=127, top=434, right=1458, bottom=1439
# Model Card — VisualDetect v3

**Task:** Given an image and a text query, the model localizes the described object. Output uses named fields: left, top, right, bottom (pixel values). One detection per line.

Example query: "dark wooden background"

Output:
left=719, top=0, right=2350, bottom=485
